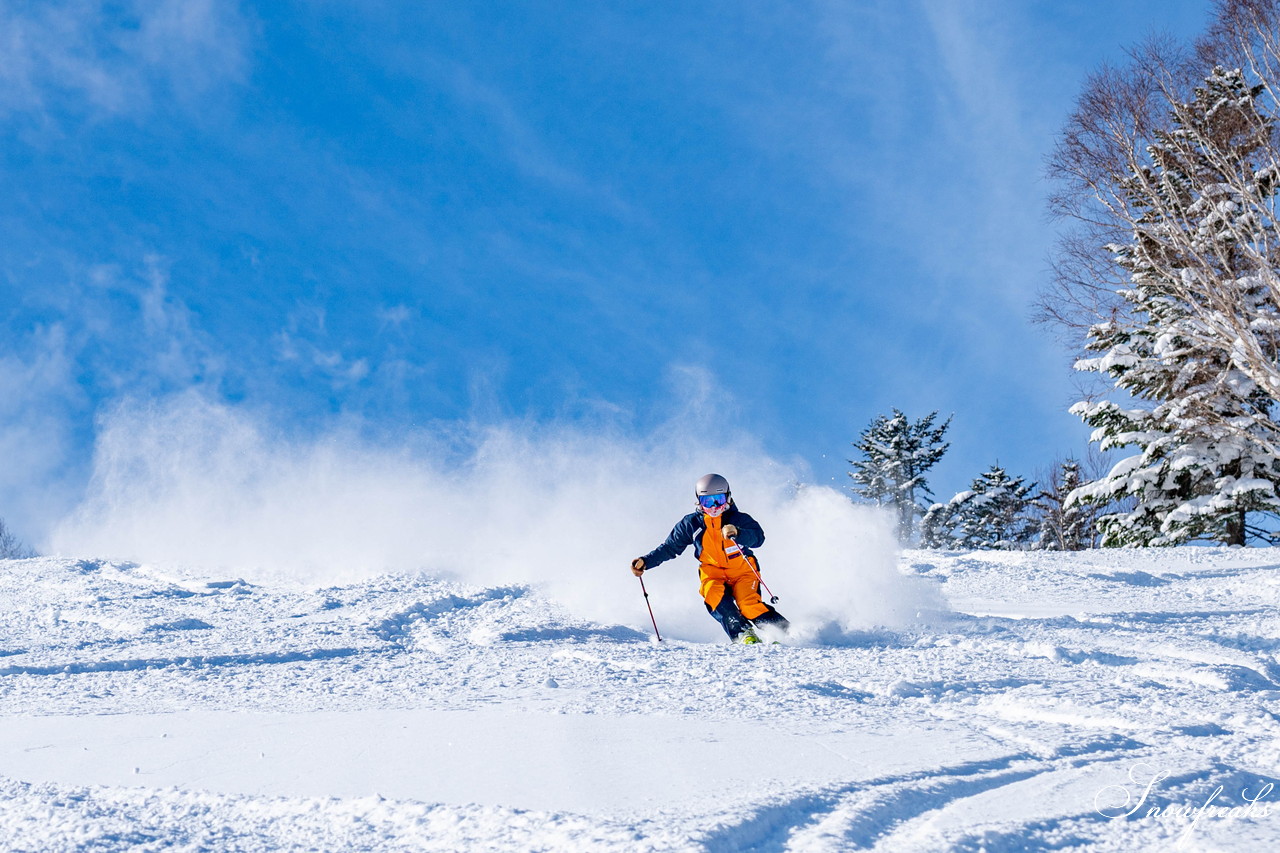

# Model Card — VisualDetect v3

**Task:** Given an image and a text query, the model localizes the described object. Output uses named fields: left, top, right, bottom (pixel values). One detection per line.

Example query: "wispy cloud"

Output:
left=0, top=324, right=83, bottom=539
left=74, top=257, right=226, bottom=391
left=919, top=0, right=1030, bottom=152
left=375, top=304, right=413, bottom=332
left=276, top=303, right=372, bottom=392
left=0, top=252, right=232, bottom=539
left=442, top=62, right=641, bottom=222
left=916, top=0, right=1047, bottom=253
left=0, top=0, right=252, bottom=120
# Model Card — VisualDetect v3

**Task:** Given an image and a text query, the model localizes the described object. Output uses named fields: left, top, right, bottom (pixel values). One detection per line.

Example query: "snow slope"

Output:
left=2, top=548, right=1280, bottom=850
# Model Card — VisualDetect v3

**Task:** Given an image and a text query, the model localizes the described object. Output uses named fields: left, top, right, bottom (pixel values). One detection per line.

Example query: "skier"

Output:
left=631, top=474, right=790, bottom=643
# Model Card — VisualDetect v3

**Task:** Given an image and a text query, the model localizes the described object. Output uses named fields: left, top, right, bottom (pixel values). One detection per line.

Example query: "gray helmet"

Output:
left=695, top=473, right=731, bottom=498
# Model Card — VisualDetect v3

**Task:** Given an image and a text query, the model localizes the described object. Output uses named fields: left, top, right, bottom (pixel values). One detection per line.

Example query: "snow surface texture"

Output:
left=3, top=548, right=1280, bottom=850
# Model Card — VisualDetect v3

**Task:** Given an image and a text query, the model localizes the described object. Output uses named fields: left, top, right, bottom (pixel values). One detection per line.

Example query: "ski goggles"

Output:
left=698, top=493, right=729, bottom=509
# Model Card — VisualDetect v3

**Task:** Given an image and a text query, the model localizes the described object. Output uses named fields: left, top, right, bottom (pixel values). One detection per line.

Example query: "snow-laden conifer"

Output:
left=954, top=465, right=1037, bottom=550
left=1034, top=460, right=1096, bottom=551
left=1070, top=67, right=1280, bottom=546
left=919, top=500, right=961, bottom=549
left=849, top=409, right=950, bottom=542
left=921, top=464, right=1036, bottom=550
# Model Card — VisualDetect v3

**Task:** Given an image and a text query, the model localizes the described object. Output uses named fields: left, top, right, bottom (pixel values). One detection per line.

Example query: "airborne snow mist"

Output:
left=51, top=393, right=942, bottom=642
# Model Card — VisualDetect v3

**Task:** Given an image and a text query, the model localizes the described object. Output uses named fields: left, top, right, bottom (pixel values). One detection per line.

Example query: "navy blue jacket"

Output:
left=641, top=505, right=765, bottom=569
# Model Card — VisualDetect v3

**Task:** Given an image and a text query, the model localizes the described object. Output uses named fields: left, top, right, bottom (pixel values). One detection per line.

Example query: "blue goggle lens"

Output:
left=699, top=493, right=728, bottom=508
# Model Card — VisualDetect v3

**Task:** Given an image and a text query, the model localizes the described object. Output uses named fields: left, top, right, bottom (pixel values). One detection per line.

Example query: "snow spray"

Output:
left=50, top=392, right=946, bottom=642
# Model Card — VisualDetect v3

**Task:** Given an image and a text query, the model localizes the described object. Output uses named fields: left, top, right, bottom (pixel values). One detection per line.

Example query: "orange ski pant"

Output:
left=698, top=558, right=770, bottom=620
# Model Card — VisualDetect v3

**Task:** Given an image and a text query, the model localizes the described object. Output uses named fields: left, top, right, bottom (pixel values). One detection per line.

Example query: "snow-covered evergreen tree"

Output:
left=849, top=409, right=950, bottom=542
left=1070, top=67, right=1280, bottom=546
left=1034, top=460, right=1094, bottom=551
left=953, top=465, right=1037, bottom=550
left=919, top=500, right=961, bottom=549
left=920, top=465, right=1037, bottom=550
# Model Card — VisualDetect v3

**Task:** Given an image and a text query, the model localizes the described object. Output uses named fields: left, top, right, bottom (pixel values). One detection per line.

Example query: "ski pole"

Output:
left=729, top=537, right=779, bottom=604
left=638, top=574, right=662, bottom=642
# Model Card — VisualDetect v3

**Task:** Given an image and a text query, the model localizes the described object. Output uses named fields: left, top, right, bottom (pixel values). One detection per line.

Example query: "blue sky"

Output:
left=1, top=0, right=1213, bottom=540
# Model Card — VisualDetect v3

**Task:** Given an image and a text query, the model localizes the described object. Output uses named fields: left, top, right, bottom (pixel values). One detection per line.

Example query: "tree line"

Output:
left=853, top=1, right=1280, bottom=549
left=848, top=410, right=1105, bottom=550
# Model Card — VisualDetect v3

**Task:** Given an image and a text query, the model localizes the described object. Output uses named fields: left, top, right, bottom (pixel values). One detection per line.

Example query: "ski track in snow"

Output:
left=3, top=549, right=1280, bottom=850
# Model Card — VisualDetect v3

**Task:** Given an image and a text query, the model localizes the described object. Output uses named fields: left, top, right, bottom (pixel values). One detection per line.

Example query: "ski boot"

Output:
left=750, top=609, right=790, bottom=644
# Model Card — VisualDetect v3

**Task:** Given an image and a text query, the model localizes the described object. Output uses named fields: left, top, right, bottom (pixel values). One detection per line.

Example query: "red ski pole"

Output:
left=729, top=537, right=779, bottom=604
left=638, top=575, right=662, bottom=642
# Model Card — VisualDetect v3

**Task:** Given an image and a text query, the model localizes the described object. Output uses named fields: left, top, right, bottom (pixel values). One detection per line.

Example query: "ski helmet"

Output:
left=695, top=473, right=732, bottom=517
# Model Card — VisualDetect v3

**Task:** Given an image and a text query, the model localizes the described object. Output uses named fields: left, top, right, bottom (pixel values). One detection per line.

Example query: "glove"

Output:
left=722, top=524, right=738, bottom=540
left=631, top=557, right=646, bottom=577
